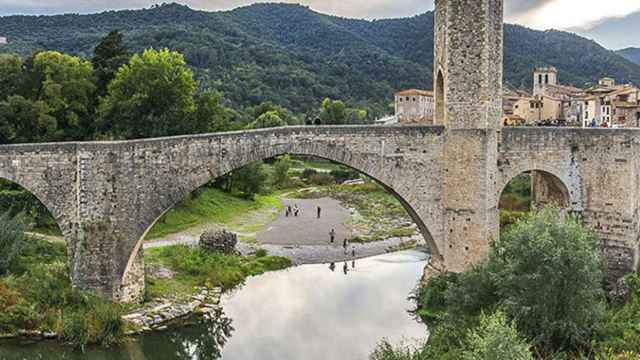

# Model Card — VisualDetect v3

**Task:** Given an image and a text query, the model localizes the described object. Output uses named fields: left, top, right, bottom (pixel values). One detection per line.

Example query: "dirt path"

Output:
left=258, top=198, right=350, bottom=246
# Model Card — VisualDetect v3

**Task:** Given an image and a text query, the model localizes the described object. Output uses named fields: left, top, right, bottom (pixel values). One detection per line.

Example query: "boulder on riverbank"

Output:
left=199, top=230, right=238, bottom=255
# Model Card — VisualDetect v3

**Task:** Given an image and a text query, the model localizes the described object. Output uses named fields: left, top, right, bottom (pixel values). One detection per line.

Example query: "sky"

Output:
left=0, top=0, right=638, bottom=49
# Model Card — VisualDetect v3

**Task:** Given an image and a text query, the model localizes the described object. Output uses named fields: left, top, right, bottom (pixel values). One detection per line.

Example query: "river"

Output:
left=0, top=250, right=428, bottom=360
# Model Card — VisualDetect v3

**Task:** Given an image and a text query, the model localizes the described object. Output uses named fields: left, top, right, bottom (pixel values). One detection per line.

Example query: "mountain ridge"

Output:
left=1, top=3, right=639, bottom=114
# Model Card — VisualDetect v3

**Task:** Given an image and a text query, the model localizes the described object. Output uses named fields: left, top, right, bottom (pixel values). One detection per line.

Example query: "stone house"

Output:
left=0, top=37, right=7, bottom=45
left=394, top=89, right=434, bottom=124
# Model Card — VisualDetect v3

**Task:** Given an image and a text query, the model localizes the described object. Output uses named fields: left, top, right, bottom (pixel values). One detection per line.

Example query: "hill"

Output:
left=617, top=48, right=640, bottom=66
left=1, top=3, right=639, bottom=115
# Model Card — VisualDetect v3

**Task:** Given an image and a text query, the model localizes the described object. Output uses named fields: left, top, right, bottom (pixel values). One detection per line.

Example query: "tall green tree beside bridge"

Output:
left=98, top=48, right=228, bottom=139
left=98, top=48, right=201, bottom=139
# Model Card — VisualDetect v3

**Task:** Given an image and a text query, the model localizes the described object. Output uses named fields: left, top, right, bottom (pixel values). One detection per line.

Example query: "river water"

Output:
left=0, top=250, right=428, bottom=360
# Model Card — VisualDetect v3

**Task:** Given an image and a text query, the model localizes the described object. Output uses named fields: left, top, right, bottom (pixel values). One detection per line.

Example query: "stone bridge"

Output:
left=1, top=126, right=639, bottom=301
left=1, top=0, right=638, bottom=301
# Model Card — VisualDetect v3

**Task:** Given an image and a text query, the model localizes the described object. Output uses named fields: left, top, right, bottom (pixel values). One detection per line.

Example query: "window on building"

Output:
left=413, top=97, right=416, bottom=102
left=538, top=74, right=543, bottom=85
left=545, top=74, right=549, bottom=84
left=406, top=97, right=409, bottom=101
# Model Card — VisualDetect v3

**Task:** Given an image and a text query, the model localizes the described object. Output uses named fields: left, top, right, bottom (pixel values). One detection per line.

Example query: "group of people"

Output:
left=284, top=204, right=300, bottom=217
left=283, top=202, right=356, bottom=258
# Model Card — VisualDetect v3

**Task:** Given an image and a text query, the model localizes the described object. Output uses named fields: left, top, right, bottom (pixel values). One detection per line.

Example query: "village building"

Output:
left=0, top=37, right=7, bottom=45
left=533, top=66, right=558, bottom=96
left=394, top=89, right=434, bottom=124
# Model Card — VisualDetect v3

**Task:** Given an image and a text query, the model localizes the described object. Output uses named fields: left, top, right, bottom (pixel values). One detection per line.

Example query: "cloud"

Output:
left=510, top=0, right=640, bottom=30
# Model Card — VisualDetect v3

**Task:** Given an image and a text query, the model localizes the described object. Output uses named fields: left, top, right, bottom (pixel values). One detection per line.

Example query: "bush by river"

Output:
left=371, top=207, right=640, bottom=360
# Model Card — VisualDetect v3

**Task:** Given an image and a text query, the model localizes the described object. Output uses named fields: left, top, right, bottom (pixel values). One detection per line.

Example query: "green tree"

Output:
left=319, top=98, right=347, bottom=125
left=248, top=110, right=286, bottom=129
left=98, top=48, right=198, bottom=139
left=192, top=91, right=228, bottom=133
left=462, top=311, right=533, bottom=360
left=494, top=208, right=605, bottom=351
left=0, top=54, right=23, bottom=101
left=30, top=51, right=96, bottom=140
left=0, top=95, right=57, bottom=143
left=92, top=30, right=130, bottom=97
left=0, top=212, right=28, bottom=275
left=216, top=163, right=267, bottom=199
left=272, top=156, right=292, bottom=188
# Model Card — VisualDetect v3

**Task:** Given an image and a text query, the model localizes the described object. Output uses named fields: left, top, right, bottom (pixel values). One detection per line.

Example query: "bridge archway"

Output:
left=120, top=148, right=441, bottom=301
left=498, top=169, right=572, bottom=228
left=0, top=175, right=66, bottom=241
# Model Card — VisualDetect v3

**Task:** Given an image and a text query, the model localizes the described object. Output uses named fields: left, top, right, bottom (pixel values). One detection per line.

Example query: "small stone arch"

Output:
left=119, top=145, right=442, bottom=300
left=498, top=169, right=573, bottom=211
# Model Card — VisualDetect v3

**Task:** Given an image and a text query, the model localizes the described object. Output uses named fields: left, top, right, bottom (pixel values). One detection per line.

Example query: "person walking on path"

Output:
left=317, top=206, right=322, bottom=218
left=329, top=229, right=335, bottom=243
left=293, top=204, right=300, bottom=217
left=351, top=245, right=356, bottom=258
left=343, top=238, right=348, bottom=255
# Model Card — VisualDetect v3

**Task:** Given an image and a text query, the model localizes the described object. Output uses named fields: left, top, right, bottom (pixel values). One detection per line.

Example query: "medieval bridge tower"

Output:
left=434, top=0, right=504, bottom=271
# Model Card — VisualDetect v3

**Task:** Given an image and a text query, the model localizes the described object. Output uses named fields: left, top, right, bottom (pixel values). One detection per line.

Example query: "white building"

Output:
left=0, top=37, right=7, bottom=45
left=394, top=89, right=434, bottom=124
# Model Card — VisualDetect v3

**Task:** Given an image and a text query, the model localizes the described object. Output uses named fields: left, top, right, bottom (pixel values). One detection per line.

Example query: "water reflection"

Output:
left=0, top=312, right=234, bottom=360
left=219, top=250, right=428, bottom=360
left=0, top=250, right=427, bottom=360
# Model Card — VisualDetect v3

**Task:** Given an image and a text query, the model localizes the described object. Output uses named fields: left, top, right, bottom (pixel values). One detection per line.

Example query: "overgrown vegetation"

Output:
left=144, top=245, right=291, bottom=298
left=146, top=187, right=281, bottom=239
left=373, top=207, right=640, bottom=359
left=0, top=215, right=125, bottom=349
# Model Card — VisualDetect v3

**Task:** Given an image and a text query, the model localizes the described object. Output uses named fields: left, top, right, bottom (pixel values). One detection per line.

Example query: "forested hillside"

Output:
left=618, top=48, right=640, bottom=66
left=1, top=2, right=639, bottom=115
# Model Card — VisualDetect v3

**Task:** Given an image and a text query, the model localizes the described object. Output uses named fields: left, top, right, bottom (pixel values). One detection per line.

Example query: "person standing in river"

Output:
left=329, top=228, right=335, bottom=243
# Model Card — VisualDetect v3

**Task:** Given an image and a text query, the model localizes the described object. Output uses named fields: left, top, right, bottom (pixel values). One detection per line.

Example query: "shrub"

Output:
left=87, top=301, right=125, bottom=347
left=494, top=208, right=605, bottom=352
left=309, top=173, right=335, bottom=186
left=462, top=311, right=533, bottom=360
left=254, top=248, right=268, bottom=258
left=0, top=211, right=28, bottom=275
left=370, top=340, right=429, bottom=360
left=330, top=169, right=360, bottom=183
left=301, top=168, right=318, bottom=180
left=63, top=310, right=90, bottom=349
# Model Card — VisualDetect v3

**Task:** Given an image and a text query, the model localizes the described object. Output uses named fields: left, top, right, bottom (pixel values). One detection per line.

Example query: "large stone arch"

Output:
left=115, top=128, right=446, bottom=301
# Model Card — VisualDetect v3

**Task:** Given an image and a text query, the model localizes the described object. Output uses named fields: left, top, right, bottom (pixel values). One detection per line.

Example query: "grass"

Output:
left=146, top=188, right=283, bottom=239
left=0, top=237, right=126, bottom=349
left=144, top=245, right=292, bottom=298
